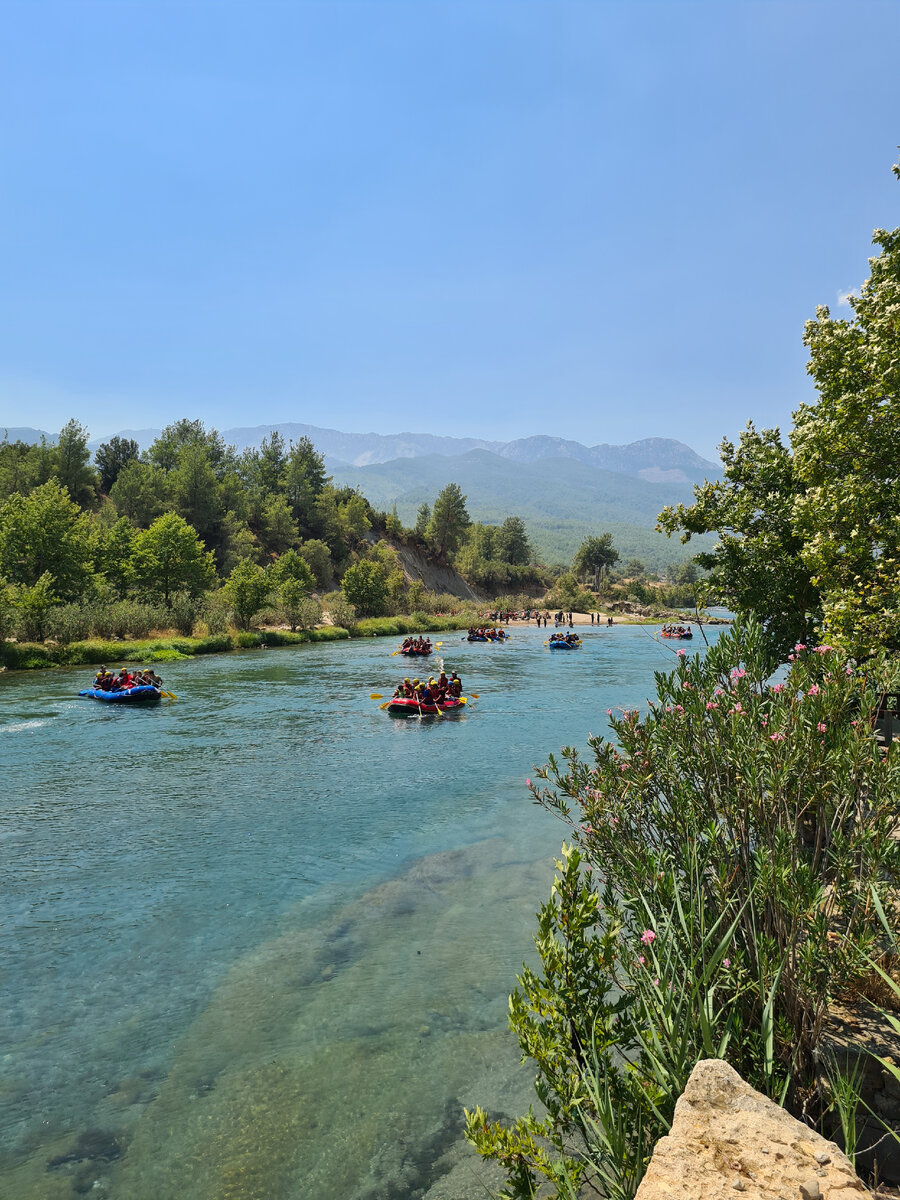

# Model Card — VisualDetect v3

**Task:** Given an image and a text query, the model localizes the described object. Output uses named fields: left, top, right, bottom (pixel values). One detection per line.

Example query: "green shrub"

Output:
left=168, top=591, right=200, bottom=636
left=467, top=619, right=900, bottom=1198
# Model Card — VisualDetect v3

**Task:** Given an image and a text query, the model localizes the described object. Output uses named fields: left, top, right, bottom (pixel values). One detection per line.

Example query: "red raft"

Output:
left=386, top=696, right=465, bottom=717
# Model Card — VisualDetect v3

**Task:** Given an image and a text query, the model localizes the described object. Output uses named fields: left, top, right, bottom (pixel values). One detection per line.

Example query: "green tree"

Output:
left=12, top=572, right=57, bottom=641
left=279, top=581, right=320, bottom=631
left=297, top=539, right=333, bottom=588
left=283, top=437, right=329, bottom=530
left=339, top=492, right=372, bottom=545
left=147, top=419, right=234, bottom=478
left=0, top=437, right=55, bottom=501
left=341, top=558, right=389, bottom=616
left=426, top=483, right=470, bottom=559
left=132, top=512, right=216, bottom=605
left=572, top=533, right=619, bottom=587
left=270, top=548, right=315, bottom=593
left=170, top=443, right=224, bottom=550
left=658, top=425, right=819, bottom=664
left=792, top=185, right=900, bottom=654
left=94, top=436, right=139, bottom=493
left=495, top=515, right=532, bottom=565
left=110, top=460, right=172, bottom=527
left=54, top=419, right=97, bottom=507
left=0, top=479, right=93, bottom=598
left=258, top=495, right=298, bottom=556
left=223, top=559, right=271, bottom=630
left=93, top=515, right=136, bottom=592
left=415, top=502, right=431, bottom=539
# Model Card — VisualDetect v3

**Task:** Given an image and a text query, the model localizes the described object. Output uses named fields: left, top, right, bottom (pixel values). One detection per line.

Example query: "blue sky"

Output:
left=0, top=0, right=898, bottom=460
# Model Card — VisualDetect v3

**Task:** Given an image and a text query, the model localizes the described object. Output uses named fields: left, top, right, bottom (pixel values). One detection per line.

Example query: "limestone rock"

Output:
left=634, top=1059, right=870, bottom=1199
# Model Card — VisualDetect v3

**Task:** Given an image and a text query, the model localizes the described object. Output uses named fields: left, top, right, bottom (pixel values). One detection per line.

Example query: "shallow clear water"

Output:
left=0, top=623, right=723, bottom=1199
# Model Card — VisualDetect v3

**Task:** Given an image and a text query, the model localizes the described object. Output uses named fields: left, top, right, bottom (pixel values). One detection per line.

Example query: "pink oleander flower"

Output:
left=761, top=717, right=768, bottom=726
left=723, top=958, right=731, bottom=968
left=794, top=643, right=807, bottom=652
left=729, top=703, right=744, bottom=714
left=676, top=649, right=686, bottom=657
left=682, top=681, right=691, bottom=690
left=714, top=687, right=724, bottom=696
left=807, top=684, right=821, bottom=696
left=772, top=683, right=785, bottom=693
left=706, top=701, right=718, bottom=710
left=581, top=823, right=595, bottom=834
left=620, top=763, right=628, bottom=772
left=817, top=722, right=827, bottom=733
left=525, top=778, right=531, bottom=788
left=788, top=654, right=795, bottom=661
left=769, top=732, right=785, bottom=742
left=814, top=644, right=833, bottom=654
left=606, top=708, right=612, bottom=715
left=730, top=667, right=747, bottom=680
left=652, top=978, right=659, bottom=987
left=665, top=704, right=672, bottom=712
left=641, top=929, right=656, bottom=945
left=675, top=704, right=684, bottom=713
left=845, top=667, right=854, bottom=676
left=638, top=955, right=645, bottom=965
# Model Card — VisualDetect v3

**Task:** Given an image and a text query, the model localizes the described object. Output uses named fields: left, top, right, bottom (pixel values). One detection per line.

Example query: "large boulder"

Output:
left=634, top=1059, right=869, bottom=1199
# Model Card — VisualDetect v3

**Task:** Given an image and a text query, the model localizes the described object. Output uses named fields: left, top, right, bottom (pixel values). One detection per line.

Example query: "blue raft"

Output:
left=79, top=685, right=162, bottom=705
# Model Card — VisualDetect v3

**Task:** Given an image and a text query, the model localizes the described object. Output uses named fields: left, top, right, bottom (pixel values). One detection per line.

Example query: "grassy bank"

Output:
left=0, top=626, right=351, bottom=671
left=0, top=611, right=480, bottom=671
left=354, top=613, right=475, bottom=638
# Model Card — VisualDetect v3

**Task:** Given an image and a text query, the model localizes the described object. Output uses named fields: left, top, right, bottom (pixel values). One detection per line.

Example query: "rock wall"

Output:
left=634, top=1059, right=870, bottom=1199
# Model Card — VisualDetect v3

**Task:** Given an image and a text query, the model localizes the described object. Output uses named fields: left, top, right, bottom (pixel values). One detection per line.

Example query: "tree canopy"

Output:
left=426, top=483, right=470, bottom=560
left=659, top=155, right=900, bottom=660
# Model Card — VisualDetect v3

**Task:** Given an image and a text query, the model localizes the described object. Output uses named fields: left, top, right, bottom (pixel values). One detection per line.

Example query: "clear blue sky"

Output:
left=1, top=0, right=898, bottom=460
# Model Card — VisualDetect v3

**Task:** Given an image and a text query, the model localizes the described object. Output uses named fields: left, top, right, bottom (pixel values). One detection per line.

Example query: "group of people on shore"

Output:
left=92, top=666, right=163, bottom=692
left=393, top=671, right=463, bottom=704
left=467, top=627, right=509, bottom=641
left=399, top=636, right=432, bottom=654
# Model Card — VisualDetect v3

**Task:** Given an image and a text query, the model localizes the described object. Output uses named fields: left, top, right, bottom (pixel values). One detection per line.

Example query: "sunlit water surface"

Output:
left=0, top=623, right=724, bottom=1199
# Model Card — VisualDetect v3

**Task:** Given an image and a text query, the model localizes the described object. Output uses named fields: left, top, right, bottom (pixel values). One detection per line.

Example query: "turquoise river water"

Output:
left=0, top=622, right=724, bottom=1200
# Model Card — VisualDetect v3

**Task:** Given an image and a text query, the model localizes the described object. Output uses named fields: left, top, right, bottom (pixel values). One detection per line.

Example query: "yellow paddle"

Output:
left=161, top=690, right=177, bottom=700
left=370, top=693, right=384, bottom=699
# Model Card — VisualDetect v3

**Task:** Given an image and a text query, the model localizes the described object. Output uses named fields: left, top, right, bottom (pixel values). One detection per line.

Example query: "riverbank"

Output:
left=0, top=610, right=727, bottom=672
left=0, top=612, right=479, bottom=671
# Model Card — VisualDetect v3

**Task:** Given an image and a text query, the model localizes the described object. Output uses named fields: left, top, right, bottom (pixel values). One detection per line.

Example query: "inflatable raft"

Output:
left=549, top=639, right=582, bottom=649
left=386, top=696, right=465, bottom=717
left=661, top=631, right=693, bottom=640
left=78, top=685, right=162, bottom=705
left=398, top=646, right=431, bottom=656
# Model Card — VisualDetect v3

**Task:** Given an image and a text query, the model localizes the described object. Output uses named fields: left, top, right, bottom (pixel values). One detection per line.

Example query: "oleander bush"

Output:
left=466, top=619, right=900, bottom=1199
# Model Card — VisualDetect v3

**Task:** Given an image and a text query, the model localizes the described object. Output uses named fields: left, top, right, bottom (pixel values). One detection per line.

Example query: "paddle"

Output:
left=160, top=690, right=177, bottom=700
left=370, top=693, right=384, bottom=699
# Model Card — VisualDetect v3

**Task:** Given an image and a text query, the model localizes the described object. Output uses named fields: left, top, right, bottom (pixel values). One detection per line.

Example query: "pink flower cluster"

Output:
left=641, top=929, right=656, bottom=945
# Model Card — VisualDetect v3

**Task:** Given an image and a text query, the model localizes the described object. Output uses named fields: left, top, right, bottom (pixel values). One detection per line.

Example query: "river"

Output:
left=0, top=621, right=724, bottom=1199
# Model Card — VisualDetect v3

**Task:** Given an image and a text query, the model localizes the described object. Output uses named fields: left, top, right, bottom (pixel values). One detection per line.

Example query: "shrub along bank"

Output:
left=0, top=610, right=480, bottom=670
left=466, top=619, right=900, bottom=1197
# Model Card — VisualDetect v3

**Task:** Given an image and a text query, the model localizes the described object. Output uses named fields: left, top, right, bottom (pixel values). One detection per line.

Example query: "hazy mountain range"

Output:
left=8, top=421, right=718, bottom=483
left=4, top=421, right=718, bottom=567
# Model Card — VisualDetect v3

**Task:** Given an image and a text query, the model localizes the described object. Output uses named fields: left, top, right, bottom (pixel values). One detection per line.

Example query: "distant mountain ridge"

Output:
left=5, top=419, right=717, bottom=567
left=17, top=420, right=719, bottom=485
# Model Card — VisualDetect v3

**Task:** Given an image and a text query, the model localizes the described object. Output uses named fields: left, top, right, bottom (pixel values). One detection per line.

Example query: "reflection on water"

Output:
left=0, top=625, right=722, bottom=1198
